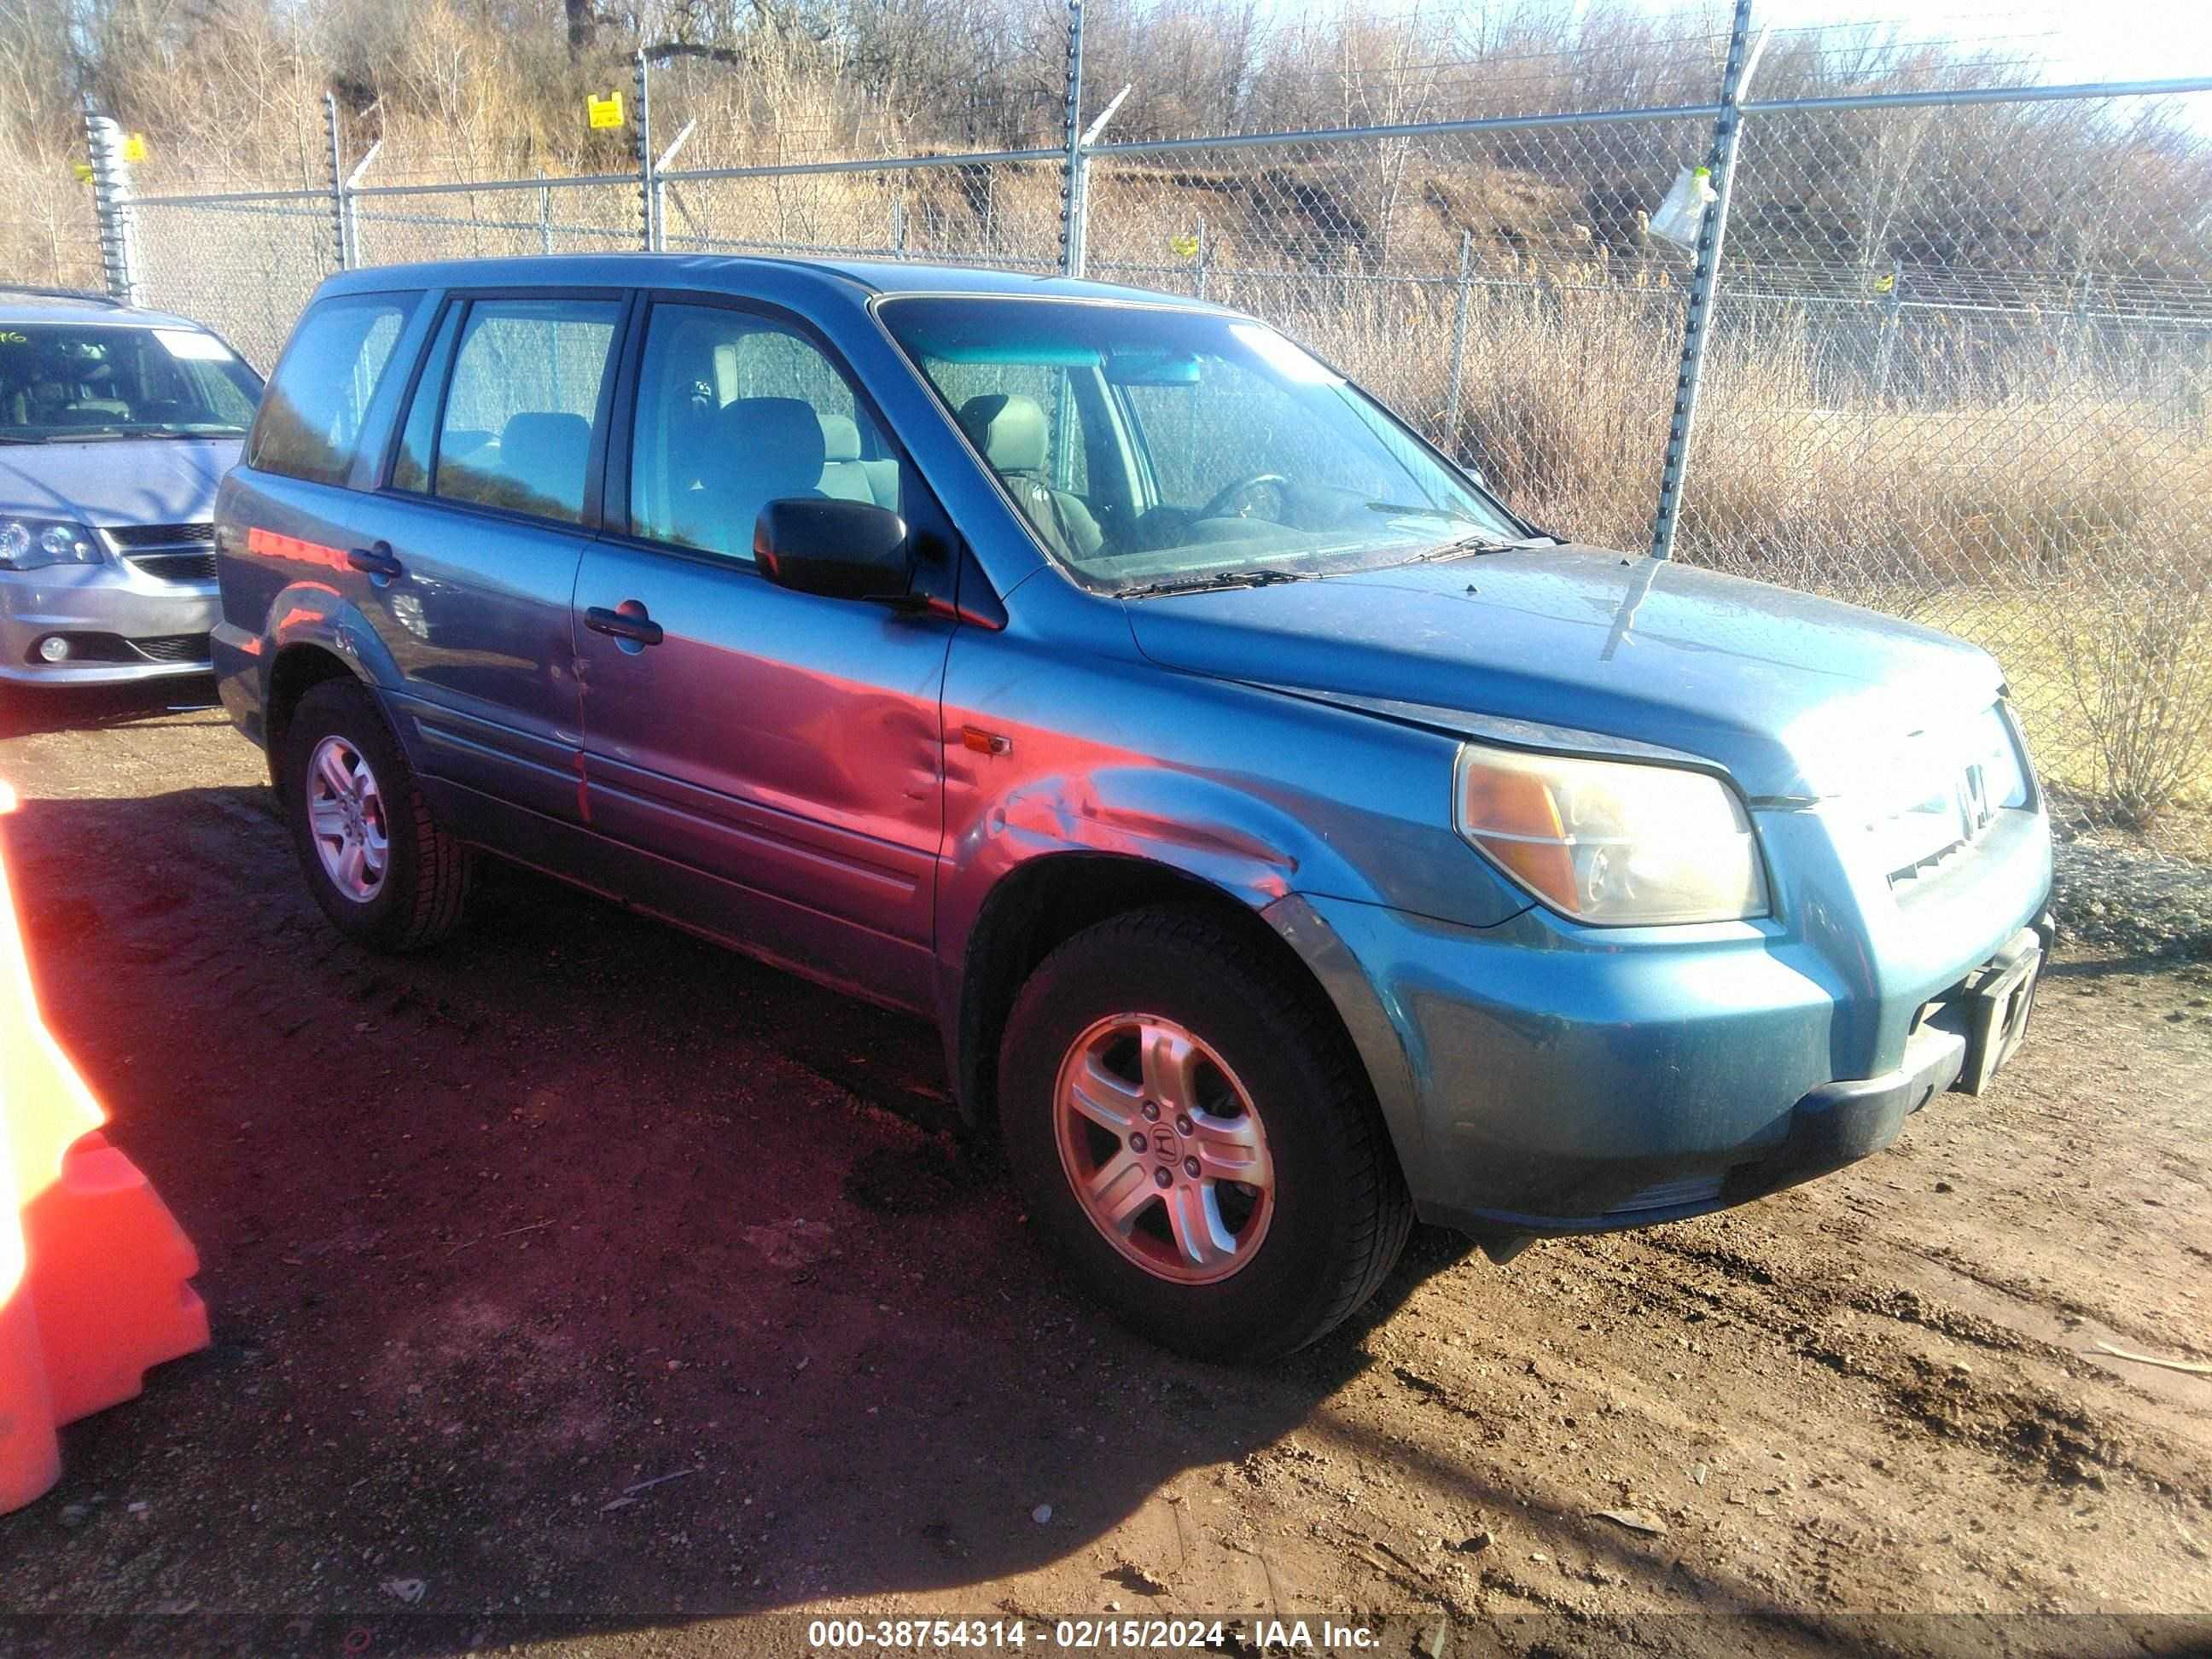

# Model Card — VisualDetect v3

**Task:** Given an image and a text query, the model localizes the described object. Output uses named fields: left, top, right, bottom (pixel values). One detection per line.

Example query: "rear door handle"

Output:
left=584, top=603, right=664, bottom=647
left=347, top=542, right=403, bottom=581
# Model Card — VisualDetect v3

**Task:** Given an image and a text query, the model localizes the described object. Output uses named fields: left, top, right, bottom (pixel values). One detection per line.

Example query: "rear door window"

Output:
left=424, top=298, right=623, bottom=525
left=247, top=292, right=418, bottom=486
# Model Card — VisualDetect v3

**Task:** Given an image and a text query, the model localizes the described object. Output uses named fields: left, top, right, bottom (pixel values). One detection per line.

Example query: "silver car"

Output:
left=0, top=287, right=264, bottom=685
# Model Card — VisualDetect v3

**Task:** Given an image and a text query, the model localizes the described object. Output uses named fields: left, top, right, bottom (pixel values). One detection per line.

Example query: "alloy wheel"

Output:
left=305, top=734, right=390, bottom=902
left=1052, top=1012, right=1276, bottom=1284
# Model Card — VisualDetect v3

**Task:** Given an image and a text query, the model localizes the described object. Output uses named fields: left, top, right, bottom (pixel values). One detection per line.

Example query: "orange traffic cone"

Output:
left=0, top=779, right=207, bottom=1515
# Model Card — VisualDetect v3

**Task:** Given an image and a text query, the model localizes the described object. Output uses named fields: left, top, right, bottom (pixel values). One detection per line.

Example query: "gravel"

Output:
left=2052, top=835, right=2212, bottom=959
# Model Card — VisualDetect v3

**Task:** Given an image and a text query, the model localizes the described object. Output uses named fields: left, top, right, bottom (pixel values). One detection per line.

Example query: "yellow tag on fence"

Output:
left=72, top=162, right=92, bottom=183
left=123, top=133, right=148, bottom=162
left=1871, top=271, right=1896, bottom=294
left=586, top=92, right=626, bottom=130
left=1169, top=234, right=1199, bottom=259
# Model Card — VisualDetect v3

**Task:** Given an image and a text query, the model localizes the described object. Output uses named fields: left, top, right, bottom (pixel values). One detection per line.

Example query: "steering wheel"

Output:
left=1196, top=472, right=1291, bottom=522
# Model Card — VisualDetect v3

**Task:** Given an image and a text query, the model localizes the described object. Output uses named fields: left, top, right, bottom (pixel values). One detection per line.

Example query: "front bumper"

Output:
left=1266, top=809, right=2053, bottom=1240
left=0, top=564, right=216, bottom=684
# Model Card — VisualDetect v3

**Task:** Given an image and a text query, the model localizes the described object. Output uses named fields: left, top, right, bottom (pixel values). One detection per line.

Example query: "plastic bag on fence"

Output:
left=1649, top=166, right=1715, bottom=253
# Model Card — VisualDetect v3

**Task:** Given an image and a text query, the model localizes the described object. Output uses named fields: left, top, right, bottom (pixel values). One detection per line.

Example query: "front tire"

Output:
left=284, top=678, right=474, bottom=952
left=998, top=906, right=1412, bottom=1360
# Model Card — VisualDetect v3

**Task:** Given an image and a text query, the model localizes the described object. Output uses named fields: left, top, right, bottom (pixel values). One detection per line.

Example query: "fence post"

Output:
left=1059, top=0, right=1086, bottom=277
left=323, top=93, right=349, bottom=271
left=83, top=114, right=144, bottom=307
left=651, top=120, right=695, bottom=255
left=1194, top=215, right=1208, bottom=299
left=1871, top=259, right=1903, bottom=403
left=1649, top=0, right=1766, bottom=562
left=1444, top=228, right=1474, bottom=456
left=892, top=192, right=907, bottom=259
left=539, top=185, right=554, bottom=256
left=634, top=49, right=655, bottom=253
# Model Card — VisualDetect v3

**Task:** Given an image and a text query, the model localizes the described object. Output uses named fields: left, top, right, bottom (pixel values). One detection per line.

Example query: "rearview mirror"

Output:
left=754, top=498, right=911, bottom=602
left=1104, top=349, right=1202, bottom=387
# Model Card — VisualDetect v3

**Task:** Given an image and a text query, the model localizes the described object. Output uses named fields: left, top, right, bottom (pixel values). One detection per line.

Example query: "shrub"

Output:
left=2053, top=572, right=2212, bottom=830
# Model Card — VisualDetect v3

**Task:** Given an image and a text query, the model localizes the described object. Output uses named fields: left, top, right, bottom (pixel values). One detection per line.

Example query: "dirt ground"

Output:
left=1, top=680, right=2209, bottom=1659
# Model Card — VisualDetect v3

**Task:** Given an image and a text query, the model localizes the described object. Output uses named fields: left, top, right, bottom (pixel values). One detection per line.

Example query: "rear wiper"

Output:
left=1121, top=568, right=1308, bottom=598
left=1402, top=532, right=1559, bottom=564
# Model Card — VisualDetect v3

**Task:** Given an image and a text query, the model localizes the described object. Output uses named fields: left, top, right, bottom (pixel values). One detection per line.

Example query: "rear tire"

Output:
left=998, top=905, right=1412, bottom=1361
left=284, top=678, right=474, bottom=952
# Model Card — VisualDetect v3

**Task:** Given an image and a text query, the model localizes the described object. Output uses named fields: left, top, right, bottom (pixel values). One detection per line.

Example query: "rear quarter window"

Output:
left=247, top=292, right=419, bottom=486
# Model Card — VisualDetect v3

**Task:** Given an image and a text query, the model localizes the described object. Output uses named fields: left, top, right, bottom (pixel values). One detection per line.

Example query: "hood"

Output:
left=1124, top=546, right=2005, bottom=800
left=0, top=437, right=241, bottom=528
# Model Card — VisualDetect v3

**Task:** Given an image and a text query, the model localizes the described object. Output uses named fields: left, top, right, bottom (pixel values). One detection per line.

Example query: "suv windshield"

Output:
left=879, top=295, right=1528, bottom=593
left=0, top=322, right=262, bottom=442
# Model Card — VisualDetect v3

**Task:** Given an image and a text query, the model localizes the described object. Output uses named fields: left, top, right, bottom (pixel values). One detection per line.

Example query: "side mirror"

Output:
left=753, top=498, right=911, bottom=602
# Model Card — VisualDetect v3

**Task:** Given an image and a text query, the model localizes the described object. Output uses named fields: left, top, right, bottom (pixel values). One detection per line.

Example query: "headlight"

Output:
left=0, top=518, right=101, bottom=571
left=1454, top=742, right=1769, bottom=925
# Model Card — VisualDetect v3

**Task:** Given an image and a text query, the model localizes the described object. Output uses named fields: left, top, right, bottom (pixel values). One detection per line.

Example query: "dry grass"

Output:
left=1253, top=276, right=2212, bottom=816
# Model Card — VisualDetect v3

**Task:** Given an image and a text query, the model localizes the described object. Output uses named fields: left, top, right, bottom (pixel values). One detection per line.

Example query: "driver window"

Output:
left=1124, top=358, right=1388, bottom=509
left=630, top=304, right=903, bottom=562
left=926, top=359, right=1091, bottom=497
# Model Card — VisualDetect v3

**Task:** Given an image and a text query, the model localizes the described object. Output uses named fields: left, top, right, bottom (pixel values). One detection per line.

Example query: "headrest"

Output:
left=498, top=412, right=593, bottom=516
left=818, top=412, right=862, bottom=463
left=500, top=411, right=591, bottom=462
left=958, top=393, right=1048, bottom=474
left=717, top=397, right=827, bottom=486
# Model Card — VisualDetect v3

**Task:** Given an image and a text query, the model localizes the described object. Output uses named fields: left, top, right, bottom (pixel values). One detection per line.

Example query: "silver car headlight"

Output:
left=1454, top=742, right=1770, bottom=926
left=0, top=518, right=102, bottom=572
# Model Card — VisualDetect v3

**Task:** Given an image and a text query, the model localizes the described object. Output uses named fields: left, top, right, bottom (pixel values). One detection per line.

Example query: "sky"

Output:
left=1708, top=0, right=2211, bottom=89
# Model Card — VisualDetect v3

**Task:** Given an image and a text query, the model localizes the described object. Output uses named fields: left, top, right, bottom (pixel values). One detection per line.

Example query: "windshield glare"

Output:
left=878, top=296, right=1525, bottom=592
left=0, top=323, right=262, bottom=441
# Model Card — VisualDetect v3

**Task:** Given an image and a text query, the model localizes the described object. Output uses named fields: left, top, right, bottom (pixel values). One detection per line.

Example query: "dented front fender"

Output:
left=934, top=579, right=1530, bottom=993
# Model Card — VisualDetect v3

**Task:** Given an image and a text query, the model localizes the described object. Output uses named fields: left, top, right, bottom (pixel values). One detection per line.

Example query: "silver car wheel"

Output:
left=1053, top=1011, right=1276, bottom=1285
left=305, top=735, right=390, bottom=903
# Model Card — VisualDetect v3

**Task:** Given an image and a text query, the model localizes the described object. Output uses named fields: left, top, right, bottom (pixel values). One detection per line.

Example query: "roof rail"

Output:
left=0, top=286, right=125, bottom=308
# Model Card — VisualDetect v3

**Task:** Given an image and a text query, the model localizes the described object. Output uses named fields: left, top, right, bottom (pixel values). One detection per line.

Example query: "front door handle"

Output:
left=347, top=542, right=403, bottom=582
left=584, top=603, right=664, bottom=647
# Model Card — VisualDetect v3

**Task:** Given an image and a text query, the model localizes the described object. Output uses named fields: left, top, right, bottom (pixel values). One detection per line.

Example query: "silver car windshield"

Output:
left=878, top=296, right=1527, bottom=593
left=0, top=323, right=262, bottom=442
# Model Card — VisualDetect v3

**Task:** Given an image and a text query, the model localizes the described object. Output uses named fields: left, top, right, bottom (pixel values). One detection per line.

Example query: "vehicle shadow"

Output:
left=0, top=673, right=220, bottom=741
left=0, top=783, right=1848, bottom=1650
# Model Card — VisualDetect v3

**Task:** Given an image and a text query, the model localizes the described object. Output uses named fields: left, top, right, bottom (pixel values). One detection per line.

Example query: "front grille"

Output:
left=108, top=522, right=219, bottom=585
left=1856, top=705, right=2032, bottom=889
left=107, top=521, right=216, bottom=548
left=125, top=550, right=218, bottom=582
left=129, top=632, right=212, bottom=664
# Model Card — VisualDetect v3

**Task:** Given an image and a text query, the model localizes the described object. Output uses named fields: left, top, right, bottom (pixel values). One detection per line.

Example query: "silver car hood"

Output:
left=0, top=437, right=241, bottom=527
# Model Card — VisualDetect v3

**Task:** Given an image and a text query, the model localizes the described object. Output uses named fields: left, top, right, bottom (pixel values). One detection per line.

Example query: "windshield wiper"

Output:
left=1401, top=532, right=1560, bottom=565
left=56, top=428, right=241, bottom=443
left=1121, top=568, right=1309, bottom=599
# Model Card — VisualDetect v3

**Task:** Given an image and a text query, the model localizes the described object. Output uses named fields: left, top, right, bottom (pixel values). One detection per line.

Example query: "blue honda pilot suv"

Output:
left=214, top=257, right=2053, bottom=1359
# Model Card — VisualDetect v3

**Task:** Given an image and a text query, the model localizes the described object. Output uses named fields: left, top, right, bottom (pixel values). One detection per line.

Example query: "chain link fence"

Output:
left=1699, top=91, right=2212, bottom=869
left=80, top=12, right=2212, bottom=908
left=1080, top=109, right=1723, bottom=554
